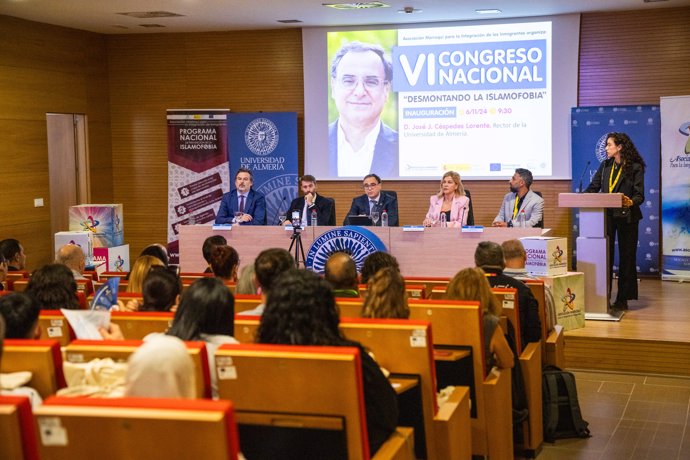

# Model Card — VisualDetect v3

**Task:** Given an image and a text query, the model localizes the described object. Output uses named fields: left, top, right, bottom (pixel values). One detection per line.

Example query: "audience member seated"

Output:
left=422, top=171, right=471, bottom=227
left=26, top=264, right=80, bottom=310
left=125, top=335, right=195, bottom=399
left=325, top=252, right=359, bottom=298
left=360, top=251, right=400, bottom=285
left=361, top=267, right=409, bottom=319
left=256, top=269, right=398, bottom=455
left=139, top=266, right=181, bottom=312
left=139, top=243, right=170, bottom=267
left=0, top=238, right=27, bottom=272
left=202, top=235, right=227, bottom=274
left=475, top=241, right=541, bottom=346
left=55, top=244, right=87, bottom=280
left=127, top=255, right=165, bottom=294
left=166, top=277, right=238, bottom=398
left=0, top=307, right=43, bottom=407
left=0, top=292, right=40, bottom=339
left=446, top=267, right=514, bottom=372
left=0, top=257, right=6, bottom=291
left=235, top=263, right=257, bottom=295
left=238, top=248, right=293, bottom=316
left=210, top=245, right=240, bottom=283
left=501, top=239, right=556, bottom=333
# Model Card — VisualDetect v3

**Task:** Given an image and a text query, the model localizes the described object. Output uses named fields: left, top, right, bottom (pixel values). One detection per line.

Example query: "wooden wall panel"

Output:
left=0, top=15, right=110, bottom=269
left=107, top=30, right=305, bottom=257
left=579, top=7, right=690, bottom=106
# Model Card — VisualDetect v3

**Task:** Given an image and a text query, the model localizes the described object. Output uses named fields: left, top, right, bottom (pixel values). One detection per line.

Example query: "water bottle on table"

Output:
left=311, top=208, right=318, bottom=226
left=439, top=212, right=447, bottom=228
left=381, top=209, right=388, bottom=227
left=517, top=210, right=527, bottom=228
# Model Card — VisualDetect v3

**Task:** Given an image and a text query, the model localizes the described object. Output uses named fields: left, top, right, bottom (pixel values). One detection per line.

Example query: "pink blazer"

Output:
left=425, top=194, right=471, bottom=227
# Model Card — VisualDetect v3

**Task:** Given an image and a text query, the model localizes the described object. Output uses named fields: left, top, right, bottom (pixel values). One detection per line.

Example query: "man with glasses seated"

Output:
left=328, top=41, right=398, bottom=178
left=343, top=174, right=399, bottom=226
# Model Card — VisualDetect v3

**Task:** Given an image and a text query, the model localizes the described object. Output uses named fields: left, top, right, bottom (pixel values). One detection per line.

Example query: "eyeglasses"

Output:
left=338, top=76, right=387, bottom=90
left=363, top=183, right=380, bottom=189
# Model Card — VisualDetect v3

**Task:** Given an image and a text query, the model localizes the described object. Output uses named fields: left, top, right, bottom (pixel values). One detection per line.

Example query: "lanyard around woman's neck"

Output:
left=608, top=161, right=624, bottom=193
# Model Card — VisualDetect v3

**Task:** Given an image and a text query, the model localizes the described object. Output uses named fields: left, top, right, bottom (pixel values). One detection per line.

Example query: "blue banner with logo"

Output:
left=228, top=113, right=299, bottom=225
left=660, top=96, right=690, bottom=280
left=570, top=105, right=661, bottom=276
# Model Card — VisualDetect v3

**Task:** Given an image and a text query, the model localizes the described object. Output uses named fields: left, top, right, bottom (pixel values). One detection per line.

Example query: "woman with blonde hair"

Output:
left=361, top=267, right=409, bottom=319
left=423, top=171, right=470, bottom=227
left=127, top=255, right=165, bottom=293
left=446, top=267, right=514, bottom=372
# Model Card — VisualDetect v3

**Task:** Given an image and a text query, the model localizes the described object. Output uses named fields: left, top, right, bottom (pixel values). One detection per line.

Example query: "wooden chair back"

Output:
left=0, top=340, right=66, bottom=399
left=34, top=397, right=239, bottom=459
left=0, top=395, right=40, bottom=460
left=491, top=287, right=522, bottom=354
left=38, top=310, right=74, bottom=346
left=63, top=340, right=211, bottom=398
left=215, top=344, right=372, bottom=460
left=337, top=298, right=364, bottom=318
left=233, top=294, right=262, bottom=314
left=109, top=311, right=174, bottom=339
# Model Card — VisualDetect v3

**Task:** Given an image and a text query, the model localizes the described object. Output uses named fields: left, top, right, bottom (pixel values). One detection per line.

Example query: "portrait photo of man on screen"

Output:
left=328, top=40, right=399, bottom=178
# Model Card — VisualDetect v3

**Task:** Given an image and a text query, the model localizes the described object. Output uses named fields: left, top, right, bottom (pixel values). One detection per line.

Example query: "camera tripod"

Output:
left=288, top=225, right=306, bottom=268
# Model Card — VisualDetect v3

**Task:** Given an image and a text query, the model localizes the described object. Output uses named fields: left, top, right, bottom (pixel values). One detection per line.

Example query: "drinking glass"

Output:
left=278, top=214, right=287, bottom=225
left=234, top=211, right=244, bottom=223
left=370, top=211, right=380, bottom=226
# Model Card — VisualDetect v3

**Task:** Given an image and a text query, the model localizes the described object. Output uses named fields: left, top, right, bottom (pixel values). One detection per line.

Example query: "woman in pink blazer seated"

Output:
left=423, top=171, right=471, bottom=227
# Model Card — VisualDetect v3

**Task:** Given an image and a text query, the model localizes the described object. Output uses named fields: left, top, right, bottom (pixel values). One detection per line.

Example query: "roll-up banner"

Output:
left=167, top=109, right=230, bottom=264
left=660, top=96, right=690, bottom=281
left=570, top=105, right=661, bottom=276
left=228, top=113, right=299, bottom=226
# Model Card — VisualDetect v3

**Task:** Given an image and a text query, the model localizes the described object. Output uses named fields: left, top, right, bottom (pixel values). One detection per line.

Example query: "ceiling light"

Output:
left=117, top=11, right=184, bottom=19
left=323, top=2, right=390, bottom=10
left=398, top=6, right=422, bottom=14
left=475, top=9, right=502, bottom=15
left=277, top=19, right=303, bottom=24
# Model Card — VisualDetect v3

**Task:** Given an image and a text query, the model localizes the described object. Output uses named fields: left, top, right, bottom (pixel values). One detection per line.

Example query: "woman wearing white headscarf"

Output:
left=125, top=335, right=195, bottom=399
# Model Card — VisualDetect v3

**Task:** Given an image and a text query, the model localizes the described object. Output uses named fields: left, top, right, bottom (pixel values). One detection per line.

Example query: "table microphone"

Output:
left=272, top=195, right=288, bottom=225
left=578, top=160, right=591, bottom=193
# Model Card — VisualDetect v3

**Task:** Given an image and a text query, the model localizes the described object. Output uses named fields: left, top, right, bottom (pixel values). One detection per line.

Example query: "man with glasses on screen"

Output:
left=344, top=174, right=399, bottom=226
left=329, top=41, right=398, bottom=178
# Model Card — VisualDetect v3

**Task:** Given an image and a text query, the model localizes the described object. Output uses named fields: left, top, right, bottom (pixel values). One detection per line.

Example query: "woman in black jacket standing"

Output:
left=585, top=132, right=646, bottom=310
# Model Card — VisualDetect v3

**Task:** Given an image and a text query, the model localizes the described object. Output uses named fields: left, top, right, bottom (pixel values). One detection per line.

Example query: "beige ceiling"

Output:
left=0, top=0, right=686, bottom=34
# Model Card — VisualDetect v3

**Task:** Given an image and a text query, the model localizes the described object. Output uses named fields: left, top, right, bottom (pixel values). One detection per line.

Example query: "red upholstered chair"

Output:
left=34, top=397, right=240, bottom=459
left=0, top=395, right=40, bottom=460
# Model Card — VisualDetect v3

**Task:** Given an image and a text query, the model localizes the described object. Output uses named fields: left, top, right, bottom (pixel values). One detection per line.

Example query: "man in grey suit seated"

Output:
left=343, top=174, right=398, bottom=226
left=492, top=168, right=544, bottom=228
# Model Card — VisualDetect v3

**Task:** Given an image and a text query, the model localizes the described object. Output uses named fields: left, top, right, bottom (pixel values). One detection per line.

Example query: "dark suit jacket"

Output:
left=343, top=191, right=399, bottom=226
left=215, top=189, right=266, bottom=225
left=585, top=158, right=645, bottom=222
left=328, top=120, right=399, bottom=178
left=484, top=268, right=542, bottom=347
left=286, top=194, right=336, bottom=226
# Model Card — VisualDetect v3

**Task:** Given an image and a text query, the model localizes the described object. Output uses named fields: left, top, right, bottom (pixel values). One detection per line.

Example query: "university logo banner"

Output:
left=166, top=109, right=230, bottom=264
left=660, top=96, right=690, bottom=281
left=570, top=106, right=661, bottom=276
left=228, top=113, right=299, bottom=225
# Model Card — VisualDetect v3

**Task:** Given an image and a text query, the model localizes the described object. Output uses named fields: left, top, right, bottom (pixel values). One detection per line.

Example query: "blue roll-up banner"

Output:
left=570, top=106, right=661, bottom=276
left=228, top=113, right=299, bottom=225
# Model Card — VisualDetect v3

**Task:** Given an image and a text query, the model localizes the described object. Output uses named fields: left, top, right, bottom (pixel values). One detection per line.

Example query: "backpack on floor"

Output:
left=542, top=365, right=591, bottom=442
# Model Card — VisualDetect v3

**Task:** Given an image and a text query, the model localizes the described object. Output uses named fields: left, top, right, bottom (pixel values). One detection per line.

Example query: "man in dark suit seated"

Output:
left=283, top=175, right=335, bottom=226
left=215, top=168, right=266, bottom=225
left=343, top=174, right=399, bottom=226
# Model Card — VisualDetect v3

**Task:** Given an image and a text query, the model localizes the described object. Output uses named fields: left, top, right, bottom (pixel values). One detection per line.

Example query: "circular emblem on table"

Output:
left=245, top=118, right=279, bottom=156
left=306, top=226, right=387, bottom=274
left=594, top=134, right=608, bottom=163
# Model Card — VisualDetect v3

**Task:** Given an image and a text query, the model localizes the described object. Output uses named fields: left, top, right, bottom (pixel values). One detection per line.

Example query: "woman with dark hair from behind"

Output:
left=140, top=266, right=182, bottom=312
left=26, top=263, right=80, bottom=310
left=167, top=277, right=237, bottom=398
left=446, top=267, right=514, bottom=372
left=257, top=269, right=398, bottom=455
left=210, top=245, right=240, bottom=283
left=139, top=243, right=169, bottom=267
left=360, top=251, right=400, bottom=285
left=361, top=267, right=409, bottom=319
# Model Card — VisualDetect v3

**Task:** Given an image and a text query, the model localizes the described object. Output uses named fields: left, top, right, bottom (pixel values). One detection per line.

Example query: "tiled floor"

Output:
left=535, top=370, right=690, bottom=460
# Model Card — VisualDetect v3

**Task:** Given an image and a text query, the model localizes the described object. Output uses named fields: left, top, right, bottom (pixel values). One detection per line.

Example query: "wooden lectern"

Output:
left=559, top=193, right=624, bottom=321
